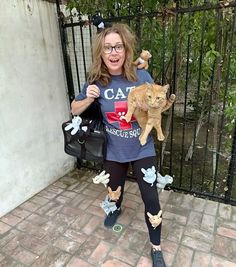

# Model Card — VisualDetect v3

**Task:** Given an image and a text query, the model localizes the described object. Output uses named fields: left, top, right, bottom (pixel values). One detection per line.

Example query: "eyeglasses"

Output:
left=103, top=44, right=124, bottom=54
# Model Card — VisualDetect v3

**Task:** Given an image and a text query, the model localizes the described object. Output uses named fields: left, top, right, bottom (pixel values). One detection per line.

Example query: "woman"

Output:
left=71, top=23, right=166, bottom=267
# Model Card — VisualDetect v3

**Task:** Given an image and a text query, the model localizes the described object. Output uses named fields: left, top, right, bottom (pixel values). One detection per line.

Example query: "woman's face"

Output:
left=102, top=32, right=125, bottom=75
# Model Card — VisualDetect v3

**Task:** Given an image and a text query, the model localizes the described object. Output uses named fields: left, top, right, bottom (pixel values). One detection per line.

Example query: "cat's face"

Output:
left=145, top=84, right=169, bottom=108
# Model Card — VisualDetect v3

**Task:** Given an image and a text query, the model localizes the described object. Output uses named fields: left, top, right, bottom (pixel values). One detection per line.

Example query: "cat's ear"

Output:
left=163, top=84, right=170, bottom=94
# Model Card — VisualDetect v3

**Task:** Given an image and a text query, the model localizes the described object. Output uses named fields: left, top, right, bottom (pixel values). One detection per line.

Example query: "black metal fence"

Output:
left=56, top=0, right=236, bottom=205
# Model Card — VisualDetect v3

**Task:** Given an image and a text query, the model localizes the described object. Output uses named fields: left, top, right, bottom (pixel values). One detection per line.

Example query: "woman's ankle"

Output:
left=151, top=243, right=161, bottom=251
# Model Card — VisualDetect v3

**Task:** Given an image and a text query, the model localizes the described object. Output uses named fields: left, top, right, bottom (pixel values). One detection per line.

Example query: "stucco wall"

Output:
left=0, top=0, right=75, bottom=217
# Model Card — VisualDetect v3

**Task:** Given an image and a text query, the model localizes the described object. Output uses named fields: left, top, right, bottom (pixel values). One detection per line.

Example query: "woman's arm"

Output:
left=71, top=84, right=100, bottom=115
left=71, top=98, right=94, bottom=115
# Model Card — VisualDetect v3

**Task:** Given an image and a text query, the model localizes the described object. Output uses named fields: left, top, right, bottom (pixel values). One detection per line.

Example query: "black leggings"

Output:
left=104, top=156, right=162, bottom=245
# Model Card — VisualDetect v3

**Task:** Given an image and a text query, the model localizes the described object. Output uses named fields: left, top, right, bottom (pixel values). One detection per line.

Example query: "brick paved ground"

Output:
left=0, top=168, right=236, bottom=267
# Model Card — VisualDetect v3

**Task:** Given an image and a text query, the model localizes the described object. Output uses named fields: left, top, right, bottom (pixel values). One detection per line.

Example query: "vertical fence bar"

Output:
left=197, top=7, right=207, bottom=192
left=225, top=8, right=236, bottom=203
left=79, top=25, right=88, bottom=82
left=169, top=0, right=180, bottom=177
left=70, top=22, right=81, bottom=94
left=201, top=8, right=219, bottom=193
left=226, top=123, right=236, bottom=202
left=180, top=0, right=193, bottom=188
left=56, top=0, right=75, bottom=103
left=212, top=9, right=223, bottom=196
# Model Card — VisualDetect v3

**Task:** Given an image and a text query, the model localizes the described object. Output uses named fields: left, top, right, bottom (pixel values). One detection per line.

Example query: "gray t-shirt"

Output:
left=75, top=69, right=156, bottom=163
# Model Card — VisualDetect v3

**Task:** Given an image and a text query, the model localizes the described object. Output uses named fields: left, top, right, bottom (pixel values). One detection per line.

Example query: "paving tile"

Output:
left=63, top=228, right=88, bottom=244
left=136, top=256, right=152, bottom=267
left=164, top=204, right=191, bottom=217
left=61, top=206, right=83, bottom=217
left=204, top=199, right=219, bottom=216
left=166, top=222, right=184, bottom=243
left=192, top=251, right=211, bottom=267
left=26, top=213, right=48, bottom=226
left=70, top=181, right=90, bottom=192
left=11, top=208, right=31, bottom=219
left=0, top=253, right=5, bottom=262
left=101, top=258, right=132, bottom=267
left=77, top=198, right=94, bottom=210
left=129, top=218, right=148, bottom=232
left=58, top=176, right=79, bottom=187
left=81, top=215, right=103, bottom=235
left=31, top=246, right=71, bottom=267
left=0, top=222, right=11, bottom=235
left=61, top=191, right=78, bottom=199
left=181, top=236, right=211, bottom=252
left=123, top=192, right=143, bottom=204
left=35, top=201, right=58, bottom=215
left=86, top=205, right=105, bottom=217
left=66, top=256, right=94, bottom=267
left=218, top=203, right=232, bottom=220
left=232, top=205, right=236, bottom=221
left=210, top=255, right=236, bottom=267
left=173, top=245, right=193, bottom=267
left=158, top=190, right=171, bottom=205
left=89, top=240, right=112, bottom=265
left=163, top=251, right=175, bottom=267
left=167, top=191, right=183, bottom=206
left=94, top=226, right=122, bottom=244
left=16, top=221, right=46, bottom=239
left=192, top=197, right=206, bottom=212
left=71, top=213, right=92, bottom=231
left=11, top=246, right=38, bottom=265
left=19, top=202, right=40, bottom=213
left=217, top=226, right=236, bottom=239
left=1, top=214, right=23, bottom=227
left=118, top=207, right=136, bottom=225
left=201, top=213, right=215, bottom=232
left=77, top=236, right=101, bottom=259
left=181, top=194, right=194, bottom=210
left=212, top=235, right=232, bottom=258
left=125, top=182, right=139, bottom=195
left=29, top=195, right=49, bottom=206
left=184, top=227, right=214, bottom=244
left=0, top=256, right=25, bottom=267
left=160, top=219, right=172, bottom=239
left=0, top=229, right=21, bottom=248
left=117, top=228, right=148, bottom=254
left=163, top=211, right=187, bottom=225
left=187, top=211, right=202, bottom=227
left=55, top=195, right=71, bottom=204
left=123, top=199, right=140, bottom=210
left=53, top=236, right=81, bottom=254
left=109, top=246, right=139, bottom=265
left=161, top=239, right=178, bottom=255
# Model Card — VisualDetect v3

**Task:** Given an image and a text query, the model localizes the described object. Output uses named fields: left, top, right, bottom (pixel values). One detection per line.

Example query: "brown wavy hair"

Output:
left=87, top=23, right=137, bottom=86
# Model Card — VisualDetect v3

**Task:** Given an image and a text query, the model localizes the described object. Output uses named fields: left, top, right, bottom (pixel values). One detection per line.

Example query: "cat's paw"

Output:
left=139, top=136, right=147, bottom=146
left=124, top=114, right=131, bottom=123
left=170, top=94, right=176, bottom=102
left=158, top=134, right=165, bottom=141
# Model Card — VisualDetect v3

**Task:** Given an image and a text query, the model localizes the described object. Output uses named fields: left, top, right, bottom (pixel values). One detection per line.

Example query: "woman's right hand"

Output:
left=86, top=85, right=100, bottom=99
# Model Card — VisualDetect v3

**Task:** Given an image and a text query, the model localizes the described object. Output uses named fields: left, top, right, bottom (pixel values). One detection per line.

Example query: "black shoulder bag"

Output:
left=62, top=100, right=106, bottom=162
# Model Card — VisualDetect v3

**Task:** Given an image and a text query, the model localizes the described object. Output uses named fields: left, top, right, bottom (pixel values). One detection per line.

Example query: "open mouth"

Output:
left=109, top=58, right=119, bottom=63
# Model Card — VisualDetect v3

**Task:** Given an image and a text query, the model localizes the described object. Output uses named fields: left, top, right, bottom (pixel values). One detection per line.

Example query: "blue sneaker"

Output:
left=104, top=208, right=121, bottom=228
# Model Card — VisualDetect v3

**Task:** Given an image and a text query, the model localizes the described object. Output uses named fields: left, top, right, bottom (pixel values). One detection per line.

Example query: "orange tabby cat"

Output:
left=124, top=83, right=176, bottom=145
